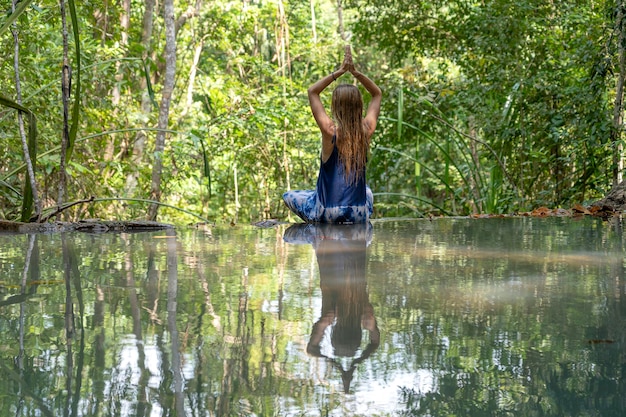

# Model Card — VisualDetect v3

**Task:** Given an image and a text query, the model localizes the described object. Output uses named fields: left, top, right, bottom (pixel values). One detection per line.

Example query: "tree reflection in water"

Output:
left=2, top=218, right=624, bottom=416
left=283, top=223, right=380, bottom=393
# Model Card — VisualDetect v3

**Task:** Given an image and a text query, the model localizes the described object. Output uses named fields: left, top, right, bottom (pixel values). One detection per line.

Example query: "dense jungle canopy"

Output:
left=2, top=0, right=626, bottom=225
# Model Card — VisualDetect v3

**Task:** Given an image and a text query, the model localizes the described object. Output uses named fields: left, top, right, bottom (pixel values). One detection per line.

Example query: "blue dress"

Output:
left=283, top=139, right=373, bottom=223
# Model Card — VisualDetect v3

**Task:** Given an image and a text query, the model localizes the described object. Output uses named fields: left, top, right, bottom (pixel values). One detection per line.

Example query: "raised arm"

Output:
left=307, top=72, right=341, bottom=138
left=351, top=68, right=382, bottom=137
left=307, top=47, right=353, bottom=137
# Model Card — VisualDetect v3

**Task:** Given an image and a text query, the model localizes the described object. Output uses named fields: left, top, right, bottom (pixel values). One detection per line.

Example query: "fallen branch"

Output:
left=39, top=196, right=95, bottom=223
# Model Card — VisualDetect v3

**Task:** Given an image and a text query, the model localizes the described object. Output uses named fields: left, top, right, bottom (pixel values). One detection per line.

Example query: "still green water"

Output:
left=0, top=217, right=624, bottom=416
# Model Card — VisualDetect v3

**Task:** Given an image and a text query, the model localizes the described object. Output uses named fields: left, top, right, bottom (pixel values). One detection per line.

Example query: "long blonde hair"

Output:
left=331, top=84, right=370, bottom=184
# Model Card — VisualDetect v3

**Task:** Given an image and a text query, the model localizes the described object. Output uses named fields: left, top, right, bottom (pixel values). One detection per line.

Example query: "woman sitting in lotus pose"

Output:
left=283, top=46, right=382, bottom=223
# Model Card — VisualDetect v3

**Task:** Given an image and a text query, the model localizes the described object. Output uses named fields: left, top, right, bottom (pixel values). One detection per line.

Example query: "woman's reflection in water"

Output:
left=283, top=223, right=380, bottom=393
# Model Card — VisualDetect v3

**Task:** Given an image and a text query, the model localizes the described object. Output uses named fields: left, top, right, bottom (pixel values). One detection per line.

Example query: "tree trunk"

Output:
left=310, top=0, right=317, bottom=43
left=91, top=0, right=110, bottom=100
left=105, top=0, right=131, bottom=162
left=58, top=0, right=71, bottom=212
left=148, top=0, right=177, bottom=221
left=277, top=0, right=291, bottom=195
left=125, top=0, right=156, bottom=195
left=12, top=0, right=41, bottom=221
left=469, top=117, right=481, bottom=213
left=336, top=0, right=346, bottom=41
left=181, top=38, right=204, bottom=117
left=92, top=0, right=109, bottom=47
left=612, top=0, right=626, bottom=186
left=140, top=0, right=155, bottom=55
left=233, top=160, right=240, bottom=223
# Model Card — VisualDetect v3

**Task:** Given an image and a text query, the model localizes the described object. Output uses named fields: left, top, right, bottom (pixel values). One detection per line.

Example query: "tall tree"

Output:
left=612, top=0, right=626, bottom=185
left=148, top=0, right=177, bottom=220
left=125, top=0, right=156, bottom=196
left=11, top=0, right=40, bottom=221
left=58, top=0, right=71, bottom=210
left=103, top=0, right=130, bottom=162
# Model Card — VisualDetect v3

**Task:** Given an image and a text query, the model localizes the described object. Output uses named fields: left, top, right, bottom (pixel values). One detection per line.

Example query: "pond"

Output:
left=0, top=217, right=624, bottom=416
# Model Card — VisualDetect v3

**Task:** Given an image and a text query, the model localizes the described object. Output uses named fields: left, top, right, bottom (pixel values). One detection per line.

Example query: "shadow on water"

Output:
left=283, top=223, right=380, bottom=394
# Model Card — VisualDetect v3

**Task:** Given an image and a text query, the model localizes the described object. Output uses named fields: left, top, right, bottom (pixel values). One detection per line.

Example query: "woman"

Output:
left=283, top=46, right=382, bottom=223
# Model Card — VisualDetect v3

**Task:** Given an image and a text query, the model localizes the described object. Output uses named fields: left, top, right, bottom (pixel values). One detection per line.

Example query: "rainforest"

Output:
left=2, top=0, right=625, bottom=225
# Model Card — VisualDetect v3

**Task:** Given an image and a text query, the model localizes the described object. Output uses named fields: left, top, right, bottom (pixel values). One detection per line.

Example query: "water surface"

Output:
left=0, top=217, right=624, bottom=416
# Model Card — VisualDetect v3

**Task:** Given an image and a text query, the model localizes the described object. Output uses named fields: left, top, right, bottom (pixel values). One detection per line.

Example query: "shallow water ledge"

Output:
left=0, top=219, right=174, bottom=234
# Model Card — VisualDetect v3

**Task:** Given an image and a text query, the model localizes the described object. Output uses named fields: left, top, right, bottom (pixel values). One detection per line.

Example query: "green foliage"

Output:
left=349, top=0, right=616, bottom=216
left=0, top=0, right=623, bottom=222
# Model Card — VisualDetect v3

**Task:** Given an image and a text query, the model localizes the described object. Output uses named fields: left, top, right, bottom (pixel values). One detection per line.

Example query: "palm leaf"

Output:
left=0, top=179, right=21, bottom=197
left=0, top=0, right=34, bottom=36
left=143, top=58, right=158, bottom=108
